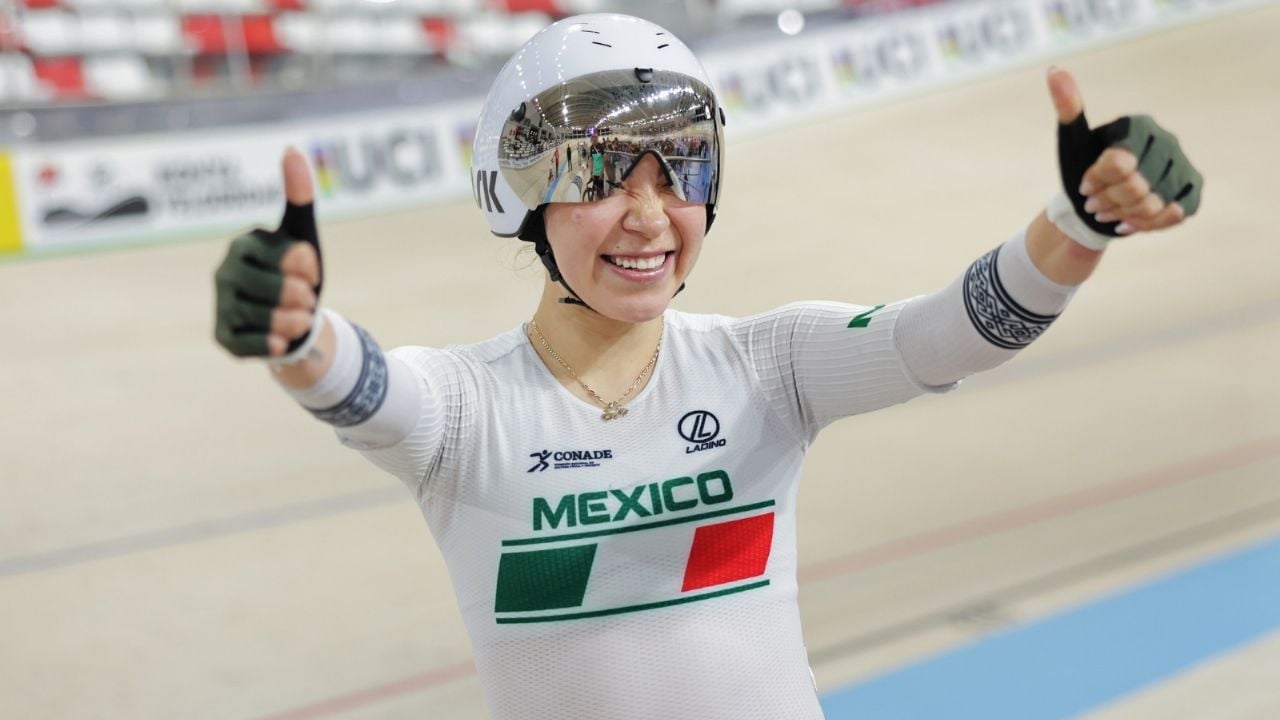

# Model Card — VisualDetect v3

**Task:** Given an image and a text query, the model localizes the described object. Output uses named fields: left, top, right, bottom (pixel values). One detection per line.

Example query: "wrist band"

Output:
left=1047, top=190, right=1111, bottom=251
left=267, top=307, right=326, bottom=367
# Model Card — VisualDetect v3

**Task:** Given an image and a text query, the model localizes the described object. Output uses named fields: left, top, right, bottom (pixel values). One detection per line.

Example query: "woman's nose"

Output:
left=622, top=189, right=671, bottom=237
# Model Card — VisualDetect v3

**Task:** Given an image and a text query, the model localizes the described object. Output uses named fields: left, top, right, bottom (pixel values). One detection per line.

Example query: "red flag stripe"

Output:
left=682, top=513, right=774, bottom=592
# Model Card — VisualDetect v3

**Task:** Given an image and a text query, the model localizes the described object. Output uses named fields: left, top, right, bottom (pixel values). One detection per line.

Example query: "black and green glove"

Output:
left=1058, top=113, right=1204, bottom=236
left=214, top=201, right=322, bottom=358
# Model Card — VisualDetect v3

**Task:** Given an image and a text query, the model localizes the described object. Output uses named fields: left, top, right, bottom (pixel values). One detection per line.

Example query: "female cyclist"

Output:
left=214, top=13, right=1201, bottom=720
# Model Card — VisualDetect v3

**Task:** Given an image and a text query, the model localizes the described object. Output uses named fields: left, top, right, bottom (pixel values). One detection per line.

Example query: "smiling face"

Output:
left=543, top=154, right=708, bottom=324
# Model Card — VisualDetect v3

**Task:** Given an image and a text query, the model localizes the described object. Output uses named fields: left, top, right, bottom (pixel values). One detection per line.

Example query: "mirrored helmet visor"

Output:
left=499, top=69, right=722, bottom=209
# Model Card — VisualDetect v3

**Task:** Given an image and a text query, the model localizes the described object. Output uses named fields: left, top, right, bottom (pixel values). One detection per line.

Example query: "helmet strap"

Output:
left=520, top=206, right=594, bottom=310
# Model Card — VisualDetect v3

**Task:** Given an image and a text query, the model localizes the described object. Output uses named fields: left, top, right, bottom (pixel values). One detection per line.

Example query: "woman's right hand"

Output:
left=214, top=149, right=323, bottom=360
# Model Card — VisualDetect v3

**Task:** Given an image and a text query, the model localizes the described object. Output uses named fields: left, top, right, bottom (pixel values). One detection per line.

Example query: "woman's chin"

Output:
left=589, top=291, right=674, bottom=325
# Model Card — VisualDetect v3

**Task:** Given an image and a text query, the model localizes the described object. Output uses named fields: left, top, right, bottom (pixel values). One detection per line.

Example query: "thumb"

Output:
left=1047, top=66, right=1085, bottom=125
left=282, top=146, right=314, bottom=206
left=278, top=147, right=319, bottom=245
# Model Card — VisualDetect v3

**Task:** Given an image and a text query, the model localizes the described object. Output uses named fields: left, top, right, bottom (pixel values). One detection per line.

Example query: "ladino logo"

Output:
left=679, top=410, right=718, bottom=443
left=680, top=410, right=726, bottom=454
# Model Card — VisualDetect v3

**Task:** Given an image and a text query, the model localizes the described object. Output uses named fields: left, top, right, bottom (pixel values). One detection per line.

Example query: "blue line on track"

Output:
left=820, top=532, right=1280, bottom=719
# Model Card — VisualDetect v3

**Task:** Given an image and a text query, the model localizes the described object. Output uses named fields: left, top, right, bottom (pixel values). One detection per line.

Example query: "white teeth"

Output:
left=609, top=254, right=666, bottom=271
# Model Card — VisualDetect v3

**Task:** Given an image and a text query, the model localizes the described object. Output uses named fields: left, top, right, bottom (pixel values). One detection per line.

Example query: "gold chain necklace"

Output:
left=529, top=319, right=661, bottom=421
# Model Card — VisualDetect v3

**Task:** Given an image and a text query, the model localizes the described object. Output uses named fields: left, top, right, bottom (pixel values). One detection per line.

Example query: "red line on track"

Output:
left=255, top=661, right=476, bottom=720
left=796, top=434, right=1280, bottom=584
left=258, top=435, right=1280, bottom=719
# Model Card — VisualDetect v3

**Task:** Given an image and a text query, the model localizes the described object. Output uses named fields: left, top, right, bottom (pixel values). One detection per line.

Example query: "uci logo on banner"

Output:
left=679, top=410, right=727, bottom=455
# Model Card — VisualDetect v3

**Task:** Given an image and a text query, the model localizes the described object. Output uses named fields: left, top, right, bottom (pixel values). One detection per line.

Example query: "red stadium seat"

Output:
left=183, top=13, right=283, bottom=54
left=497, top=0, right=562, bottom=14
left=241, top=14, right=284, bottom=53
left=181, top=14, right=226, bottom=53
left=420, top=16, right=456, bottom=54
left=31, top=55, right=88, bottom=98
left=0, top=16, right=16, bottom=52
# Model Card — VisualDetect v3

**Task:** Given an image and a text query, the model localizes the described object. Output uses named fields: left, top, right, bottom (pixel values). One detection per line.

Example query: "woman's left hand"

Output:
left=1048, top=67, right=1203, bottom=237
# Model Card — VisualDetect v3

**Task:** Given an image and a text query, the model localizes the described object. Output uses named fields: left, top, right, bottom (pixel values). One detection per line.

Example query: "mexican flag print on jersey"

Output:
left=494, top=470, right=776, bottom=623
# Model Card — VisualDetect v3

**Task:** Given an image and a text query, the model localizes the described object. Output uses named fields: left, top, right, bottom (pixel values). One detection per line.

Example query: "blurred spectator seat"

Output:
left=84, top=53, right=156, bottom=98
left=62, top=0, right=109, bottom=9
left=454, top=10, right=547, bottom=59
left=378, top=16, right=430, bottom=54
left=715, top=0, right=842, bottom=17
left=400, top=0, right=486, bottom=15
left=274, top=11, right=322, bottom=52
left=115, top=0, right=174, bottom=9
left=173, top=0, right=267, bottom=12
left=0, top=52, right=51, bottom=101
left=19, top=10, right=81, bottom=56
left=133, top=13, right=183, bottom=53
left=323, top=15, right=379, bottom=53
left=78, top=13, right=133, bottom=53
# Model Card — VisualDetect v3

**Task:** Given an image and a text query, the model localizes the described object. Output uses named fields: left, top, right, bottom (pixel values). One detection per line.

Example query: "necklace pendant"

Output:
left=602, top=403, right=628, bottom=421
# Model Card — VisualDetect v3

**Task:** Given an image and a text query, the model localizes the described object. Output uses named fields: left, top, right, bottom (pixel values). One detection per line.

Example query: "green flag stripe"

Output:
left=502, top=499, right=777, bottom=547
left=496, top=579, right=771, bottom=624
left=494, top=544, right=597, bottom=612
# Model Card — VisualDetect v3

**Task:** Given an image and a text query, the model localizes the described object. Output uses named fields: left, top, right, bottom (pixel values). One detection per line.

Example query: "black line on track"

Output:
left=0, top=485, right=405, bottom=578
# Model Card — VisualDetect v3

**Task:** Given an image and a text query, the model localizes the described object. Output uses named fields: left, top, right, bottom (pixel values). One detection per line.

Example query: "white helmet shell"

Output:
left=472, top=13, right=719, bottom=237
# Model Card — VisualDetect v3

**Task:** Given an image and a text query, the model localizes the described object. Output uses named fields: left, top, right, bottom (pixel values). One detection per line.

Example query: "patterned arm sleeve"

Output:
left=894, top=228, right=1077, bottom=388
left=729, top=229, right=1075, bottom=440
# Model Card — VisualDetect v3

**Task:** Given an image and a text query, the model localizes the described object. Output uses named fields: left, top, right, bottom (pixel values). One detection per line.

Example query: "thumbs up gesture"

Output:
left=1048, top=67, right=1203, bottom=240
left=214, top=149, right=324, bottom=360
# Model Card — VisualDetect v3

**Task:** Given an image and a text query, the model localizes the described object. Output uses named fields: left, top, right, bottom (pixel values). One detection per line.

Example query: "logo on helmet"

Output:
left=474, top=169, right=505, bottom=213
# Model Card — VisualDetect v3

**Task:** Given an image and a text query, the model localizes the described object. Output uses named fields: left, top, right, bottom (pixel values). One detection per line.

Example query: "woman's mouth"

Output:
left=601, top=252, right=675, bottom=280
left=605, top=253, right=670, bottom=272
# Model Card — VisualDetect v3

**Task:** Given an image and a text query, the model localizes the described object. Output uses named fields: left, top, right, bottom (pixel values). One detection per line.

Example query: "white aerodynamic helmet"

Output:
left=471, top=13, right=725, bottom=243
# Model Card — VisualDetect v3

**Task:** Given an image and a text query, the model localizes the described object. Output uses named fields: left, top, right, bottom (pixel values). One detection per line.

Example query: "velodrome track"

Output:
left=3, top=4, right=1279, bottom=718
